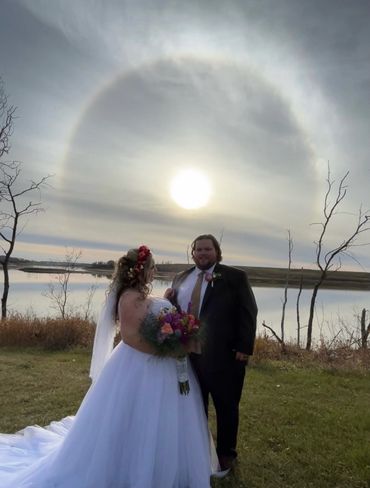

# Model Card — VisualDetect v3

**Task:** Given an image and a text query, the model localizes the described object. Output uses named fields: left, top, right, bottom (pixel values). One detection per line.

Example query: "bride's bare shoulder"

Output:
left=119, top=289, right=148, bottom=309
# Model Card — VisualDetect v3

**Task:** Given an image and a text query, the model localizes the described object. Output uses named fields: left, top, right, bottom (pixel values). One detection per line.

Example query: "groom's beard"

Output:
left=193, top=257, right=217, bottom=270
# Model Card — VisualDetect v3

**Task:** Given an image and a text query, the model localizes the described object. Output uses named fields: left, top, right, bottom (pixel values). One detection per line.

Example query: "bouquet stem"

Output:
left=176, top=356, right=189, bottom=395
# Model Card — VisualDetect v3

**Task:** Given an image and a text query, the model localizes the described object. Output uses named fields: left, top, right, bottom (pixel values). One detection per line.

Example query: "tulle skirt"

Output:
left=0, top=342, right=217, bottom=487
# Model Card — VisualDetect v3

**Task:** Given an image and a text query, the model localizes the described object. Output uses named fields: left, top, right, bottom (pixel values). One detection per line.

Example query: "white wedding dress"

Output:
left=0, top=298, right=219, bottom=487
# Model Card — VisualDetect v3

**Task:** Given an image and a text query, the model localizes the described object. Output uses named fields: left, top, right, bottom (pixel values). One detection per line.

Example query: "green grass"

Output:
left=1, top=348, right=369, bottom=488
left=0, top=347, right=91, bottom=432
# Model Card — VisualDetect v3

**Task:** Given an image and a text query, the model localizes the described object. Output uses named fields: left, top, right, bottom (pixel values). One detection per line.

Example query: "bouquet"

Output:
left=140, top=306, right=203, bottom=394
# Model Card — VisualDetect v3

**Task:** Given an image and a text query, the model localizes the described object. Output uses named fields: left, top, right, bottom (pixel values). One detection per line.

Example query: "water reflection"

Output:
left=4, top=270, right=368, bottom=344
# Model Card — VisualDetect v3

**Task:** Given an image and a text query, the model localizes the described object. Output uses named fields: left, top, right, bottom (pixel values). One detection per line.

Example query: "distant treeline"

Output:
left=0, top=256, right=30, bottom=264
left=155, top=264, right=370, bottom=291
left=89, top=260, right=115, bottom=269
left=7, top=257, right=370, bottom=290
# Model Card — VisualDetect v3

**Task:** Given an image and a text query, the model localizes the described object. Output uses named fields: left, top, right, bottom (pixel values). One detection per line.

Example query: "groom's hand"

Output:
left=235, top=351, right=249, bottom=363
left=164, top=288, right=175, bottom=300
left=183, top=338, right=201, bottom=355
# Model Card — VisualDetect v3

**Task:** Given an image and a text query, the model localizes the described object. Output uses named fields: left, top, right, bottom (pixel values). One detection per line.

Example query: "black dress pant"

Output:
left=191, top=354, right=246, bottom=457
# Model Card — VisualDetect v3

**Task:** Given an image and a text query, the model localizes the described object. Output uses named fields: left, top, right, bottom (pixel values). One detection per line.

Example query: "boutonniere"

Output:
left=205, top=271, right=222, bottom=287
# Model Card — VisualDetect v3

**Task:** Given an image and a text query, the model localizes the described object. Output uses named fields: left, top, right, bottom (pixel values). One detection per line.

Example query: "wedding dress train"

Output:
left=0, top=298, right=218, bottom=487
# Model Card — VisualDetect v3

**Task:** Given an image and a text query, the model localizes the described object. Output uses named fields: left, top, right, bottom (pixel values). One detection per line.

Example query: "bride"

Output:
left=0, top=246, right=221, bottom=487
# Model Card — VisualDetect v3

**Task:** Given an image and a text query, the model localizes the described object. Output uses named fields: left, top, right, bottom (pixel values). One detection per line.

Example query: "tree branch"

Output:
left=0, top=232, right=11, bottom=243
left=262, top=321, right=283, bottom=344
left=0, top=80, right=16, bottom=158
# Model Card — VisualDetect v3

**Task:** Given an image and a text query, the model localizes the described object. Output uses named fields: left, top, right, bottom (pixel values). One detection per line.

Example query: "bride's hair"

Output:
left=110, top=246, right=154, bottom=314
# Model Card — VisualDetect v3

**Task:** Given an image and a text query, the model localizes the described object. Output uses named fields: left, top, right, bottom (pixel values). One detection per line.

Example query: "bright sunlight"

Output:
left=170, top=169, right=211, bottom=209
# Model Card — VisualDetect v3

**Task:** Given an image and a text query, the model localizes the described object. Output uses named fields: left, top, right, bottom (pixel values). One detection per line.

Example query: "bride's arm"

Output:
left=118, top=291, right=156, bottom=354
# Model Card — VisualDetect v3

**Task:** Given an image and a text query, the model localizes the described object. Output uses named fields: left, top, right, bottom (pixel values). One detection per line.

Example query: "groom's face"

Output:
left=193, top=239, right=218, bottom=270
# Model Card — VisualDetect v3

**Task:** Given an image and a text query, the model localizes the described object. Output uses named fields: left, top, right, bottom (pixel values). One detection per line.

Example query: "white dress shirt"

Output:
left=177, top=264, right=216, bottom=313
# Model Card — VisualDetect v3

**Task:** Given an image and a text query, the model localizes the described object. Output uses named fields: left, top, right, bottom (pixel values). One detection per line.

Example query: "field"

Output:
left=1, top=347, right=369, bottom=488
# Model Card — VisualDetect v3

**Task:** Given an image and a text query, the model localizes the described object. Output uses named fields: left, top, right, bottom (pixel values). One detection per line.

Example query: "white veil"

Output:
left=89, top=287, right=118, bottom=383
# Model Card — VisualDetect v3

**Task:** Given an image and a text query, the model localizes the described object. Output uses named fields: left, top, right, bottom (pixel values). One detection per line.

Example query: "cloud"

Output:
left=1, top=0, right=369, bottom=270
left=61, top=57, right=316, bottom=201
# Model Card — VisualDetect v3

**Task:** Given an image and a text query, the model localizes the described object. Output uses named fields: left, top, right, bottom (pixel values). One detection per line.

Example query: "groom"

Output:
left=169, top=234, right=257, bottom=471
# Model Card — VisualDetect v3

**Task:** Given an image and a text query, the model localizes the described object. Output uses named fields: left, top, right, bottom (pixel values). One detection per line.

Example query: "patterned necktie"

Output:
left=190, top=271, right=205, bottom=318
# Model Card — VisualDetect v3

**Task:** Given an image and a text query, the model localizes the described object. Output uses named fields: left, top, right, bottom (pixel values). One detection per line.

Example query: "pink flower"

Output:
left=205, top=271, right=222, bottom=287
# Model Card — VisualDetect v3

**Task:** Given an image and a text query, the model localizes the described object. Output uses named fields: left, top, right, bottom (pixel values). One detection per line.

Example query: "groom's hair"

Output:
left=191, top=234, right=222, bottom=262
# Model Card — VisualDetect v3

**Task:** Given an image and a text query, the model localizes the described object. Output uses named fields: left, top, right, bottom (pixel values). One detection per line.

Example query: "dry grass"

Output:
left=1, top=315, right=369, bottom=371
left=0, top=313, right=94, bottom=350
left=253, top=335, right=370, bottom=371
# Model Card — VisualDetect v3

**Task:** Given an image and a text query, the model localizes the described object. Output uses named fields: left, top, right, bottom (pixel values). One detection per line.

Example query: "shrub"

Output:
left=0, top=314, right=95, bottom=350
left=252, top=334, right=370, bottom=370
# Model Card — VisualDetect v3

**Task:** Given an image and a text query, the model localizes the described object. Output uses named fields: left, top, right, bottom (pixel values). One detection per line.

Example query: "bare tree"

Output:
left=0, top=163, right=51, bottom=319
left=219, top=228, right=224, bottom=246
left=280, top=230, right=293, bottom=345
left=0, top=78, right=16, bottom=159
left=0, top=80, right=52, bottom=319
left=43, top=248, right=82, bottom=319
left=306, top=165, right=370, bottom=350
left=262, top=231, right=293, bottom=350
left=296, top=267, right=304, bottom=347
left=82, top=283, right=98, bottom=321
left=360, top=308, right=370, bottom=349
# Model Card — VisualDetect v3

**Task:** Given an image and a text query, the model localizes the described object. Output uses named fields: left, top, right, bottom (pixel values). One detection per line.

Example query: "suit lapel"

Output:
left=200, top=263, right=222, bottom=315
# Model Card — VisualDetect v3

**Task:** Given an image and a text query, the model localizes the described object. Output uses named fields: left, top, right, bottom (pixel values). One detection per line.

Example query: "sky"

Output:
left=1, top=0, right=369, bottom=268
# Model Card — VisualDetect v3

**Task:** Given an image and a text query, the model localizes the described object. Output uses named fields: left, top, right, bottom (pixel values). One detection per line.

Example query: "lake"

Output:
left=3, top=269, right=369, bottom=346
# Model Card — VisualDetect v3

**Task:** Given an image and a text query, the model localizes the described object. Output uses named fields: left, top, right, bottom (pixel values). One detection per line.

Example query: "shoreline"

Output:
left=16, top=264, right=370, bottom=291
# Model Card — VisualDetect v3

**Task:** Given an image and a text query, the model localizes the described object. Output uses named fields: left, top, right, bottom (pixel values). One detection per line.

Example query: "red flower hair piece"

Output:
left=133, top=245, right=151, bottom=274
left=126, top=245, right=151, bottom=279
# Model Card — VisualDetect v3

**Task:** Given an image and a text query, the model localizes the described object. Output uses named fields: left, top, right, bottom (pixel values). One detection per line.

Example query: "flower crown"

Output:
left=127, top=245, right=151, bottom=279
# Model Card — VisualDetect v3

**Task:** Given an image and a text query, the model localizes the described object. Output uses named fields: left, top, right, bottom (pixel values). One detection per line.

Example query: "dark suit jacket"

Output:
left=172, top=263, right=258, bottom=372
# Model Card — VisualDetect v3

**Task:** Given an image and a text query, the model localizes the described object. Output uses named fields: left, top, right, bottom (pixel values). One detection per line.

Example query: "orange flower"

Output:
left=161, top=323, right=174, bottom=335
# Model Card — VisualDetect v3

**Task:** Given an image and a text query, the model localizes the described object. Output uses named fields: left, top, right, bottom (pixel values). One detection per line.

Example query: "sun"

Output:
left=170, top=169, right=211, bottom=209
